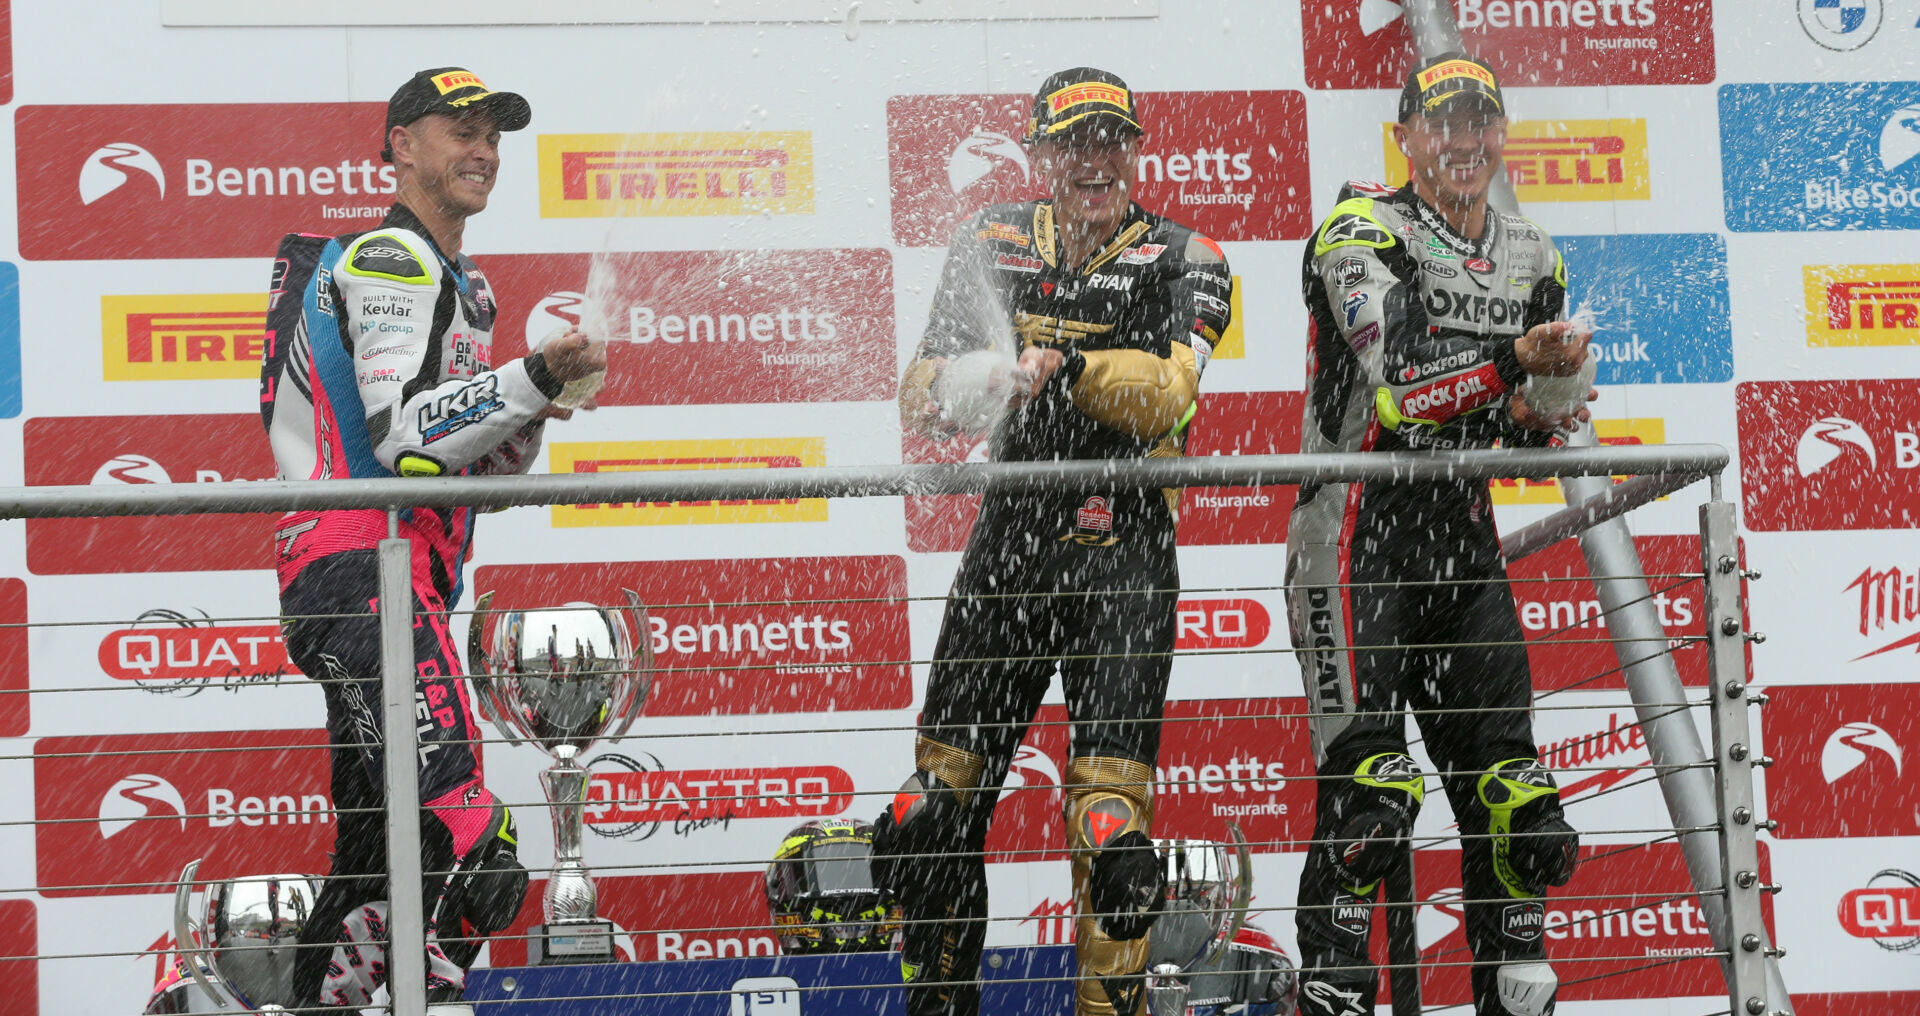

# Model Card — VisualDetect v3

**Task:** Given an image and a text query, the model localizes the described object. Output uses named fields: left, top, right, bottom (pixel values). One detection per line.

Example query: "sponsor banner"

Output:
left=472, top=557, right=911, bottom=715
left=1766, top=683, right=1919, bottom=840
left=982, top=698, right=1314, bottom=863
left=1175, top=597, right=1274, bottom=652
left=485, top=870, right=777, bottom=966
left=887, top=90, right=1310, bottom=247
left=35, top=730, right=333, bottom=897
left=0, top=263, right=17, bottom=418
left=101, top=294, right=268, bottom=381
left=548, top=438, right=827, bottom=527
left=1735, top=380, right=1920, bottom=532
left=1508, top=535, right=1730, bottom=691
left=537, top=132, right=814, bottom=217
left=97, top=610, right=296, bottom=692
left=165, top=0, right=1159, bottom=24
left=1557, top=233, right=1733, bottom=383
left=1384, top=119, right=1651, bottom=203
left=24, top=415, right=274, bottom=575
left=482, top=249, right=896, bottom=405
left=1722, top=82, right=1920, bottom=232
left=0, top=579, right=22, bottom=737
left=1301, top=0, right=1715, bottom=89
left=0, top=901, right=31, bottom=1013
left=1838, top=869, right=1920, bottom=951
left=1491, top=418, right=1665, bottom=505
left=1793, top=994, right=1920, bottom=1016
left=16, top=103, right=391, bottom=260
left=1400, top=842, right=1773, bottom=1004
left=1843, top=556, right=1920, bottom=663
left=1803, top=264, right=1920, bottom=347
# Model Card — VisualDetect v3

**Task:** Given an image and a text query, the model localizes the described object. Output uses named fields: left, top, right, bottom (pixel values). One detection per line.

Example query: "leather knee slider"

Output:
left=871, top=737, right=985, bottom=892
left=1328, top=751, right=1426, bottom=893
left=1478, top=758, right=1579, bottom=898
left=1066, top=756, right=1162, bottom=941
left=448, top=809, right=528, bottom=935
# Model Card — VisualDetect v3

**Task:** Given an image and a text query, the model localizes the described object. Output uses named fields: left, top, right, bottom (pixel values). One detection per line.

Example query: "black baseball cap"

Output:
left=381, top=67, right=532, bottom=162
left=1026, top=67, right=1144, bottom=143
left=1397, top=53, right=1505, bottom=123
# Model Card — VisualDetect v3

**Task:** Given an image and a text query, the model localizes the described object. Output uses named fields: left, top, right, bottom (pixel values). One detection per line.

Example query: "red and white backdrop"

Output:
left=0, top=2, right=1914, bottom=1012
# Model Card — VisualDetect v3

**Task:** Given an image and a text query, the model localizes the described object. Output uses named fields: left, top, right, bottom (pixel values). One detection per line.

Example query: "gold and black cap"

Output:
left=381, top=67, right=532, bottom=162
left=1026, top=67, right=1144, bottom=143
left=1397, top=52, right=1504, bottom=123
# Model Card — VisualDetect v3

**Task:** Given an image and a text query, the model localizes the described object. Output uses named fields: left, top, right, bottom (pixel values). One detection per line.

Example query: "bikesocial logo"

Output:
left=1721, top=82, right=1920, bottom=231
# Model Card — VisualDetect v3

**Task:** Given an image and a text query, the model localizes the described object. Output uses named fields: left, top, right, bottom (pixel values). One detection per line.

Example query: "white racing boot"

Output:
left=1496, top=960, right=1558, bottom=1016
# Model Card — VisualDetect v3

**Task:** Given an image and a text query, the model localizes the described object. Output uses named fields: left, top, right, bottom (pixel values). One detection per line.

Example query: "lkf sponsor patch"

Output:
left=485, top=249, right=895, bottom=405
left=1556, top=233, right=1732, bottom=382
left=15, top=104, right=392, bottom=260
left=549, top=438, right=826, bottom=527
left=1765, top=683, right=1920, bottom=840
left=1302, top=0, right=1715, bottom=89
left=1384, top=119, right=1651, bottom=203
left=24, top=415, right=274, bottom=574
left=35, top=730, right=333, bottom=897
left=537, top=132, right=813, bottom=217
left=1735, top=380, right=1920, bottom=531
left=473, top=557, right=910, bottom=715
left=887, top=91, right=1309, bottom=246
left=1490, top=418, right=1666, bottom=505
left=1721, top=82, right=1920, bottom=232
left=102, top=294, right=269, bottom=381
left=1803, top=264, right=1920, bottom=346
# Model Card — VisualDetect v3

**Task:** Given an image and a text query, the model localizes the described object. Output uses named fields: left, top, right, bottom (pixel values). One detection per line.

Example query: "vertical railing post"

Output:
left=1699, top=501, right=1782, bottom=1016
left=379, top=513, right=428, bottom=1016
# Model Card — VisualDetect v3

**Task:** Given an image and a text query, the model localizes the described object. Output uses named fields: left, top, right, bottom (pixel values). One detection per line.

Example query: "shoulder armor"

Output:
left=344, top=231, right=432, bottom=285
left=1183, top=233, right=1226, bottom=265
left=1314, top=196, right=1397, bottom=258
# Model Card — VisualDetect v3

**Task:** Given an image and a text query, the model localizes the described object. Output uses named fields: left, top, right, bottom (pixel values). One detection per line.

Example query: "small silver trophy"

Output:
left=158, top=860, right=320, bottom=1013
left=468, top=591, right=652, bottom=965
left=1145, top=823, right=1254, bottom=1016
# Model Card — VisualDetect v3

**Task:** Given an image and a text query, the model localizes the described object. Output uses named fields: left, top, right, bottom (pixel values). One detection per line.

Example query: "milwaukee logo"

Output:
left=1848, top=564, right=1920, bottom=658
left=549, top=438, right=827, bottom=526
left=102, top=294, right=267, bottom=381
left=1023, top=898, right=1076, bottom=945
left=1804, top=265, right=1920, bottom=347
left=539, top=132, right=814, bottom=217
left=1384, top=119, right=1650, bottom=203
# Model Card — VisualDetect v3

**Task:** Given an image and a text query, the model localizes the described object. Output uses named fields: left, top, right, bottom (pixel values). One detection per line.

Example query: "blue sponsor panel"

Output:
left=1557, top=234, right=1733, bottom=384
left=0, top=263, right=16, bottom=418
left=1721, top=82, right=1920, bottom=232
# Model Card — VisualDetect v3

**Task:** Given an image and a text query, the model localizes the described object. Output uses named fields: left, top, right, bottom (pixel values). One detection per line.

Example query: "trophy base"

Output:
left=527, top=920, right=617, bottom=965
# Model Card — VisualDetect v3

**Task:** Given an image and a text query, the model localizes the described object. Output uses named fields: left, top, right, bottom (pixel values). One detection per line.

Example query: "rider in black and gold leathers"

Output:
left=871, top=68, right=1232, bottom=1016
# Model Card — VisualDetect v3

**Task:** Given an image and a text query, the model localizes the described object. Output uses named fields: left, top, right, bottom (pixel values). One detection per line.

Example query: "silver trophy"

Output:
left=157, top=860, right=320, bottom=1013
left=468, top=590, right=652, bottom=965
left=1145, top=823, right=1254, bottom=1016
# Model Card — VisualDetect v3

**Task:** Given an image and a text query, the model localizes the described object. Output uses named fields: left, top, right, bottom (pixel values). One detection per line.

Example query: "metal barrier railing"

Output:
left=0, top=445, right=1784, bottom=1016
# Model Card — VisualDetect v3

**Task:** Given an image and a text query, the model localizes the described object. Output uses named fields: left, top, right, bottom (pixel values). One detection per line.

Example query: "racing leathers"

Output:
left=872, top=200, right=1231, bottom=1016
left=267, top=203, right=558, bottom=1009
left=1285, top=182, right=1579, bottom=1016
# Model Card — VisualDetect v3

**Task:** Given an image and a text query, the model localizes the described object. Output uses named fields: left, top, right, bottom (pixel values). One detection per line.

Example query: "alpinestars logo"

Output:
left=1302, top=979, right=1367, bottom=1016
left=79, top=142, right=166, bottom=205
left=99, top=774, right=187, bottom=839
left=92, top=454, right=170, bottom=484
left=1882, top=103, right=1920, bottom=173
left=1798, top=416, right=1877, bottom=476
left=1822, top=721, right=1904, bottom=783
left=949, top=129, right=1029, bottom=194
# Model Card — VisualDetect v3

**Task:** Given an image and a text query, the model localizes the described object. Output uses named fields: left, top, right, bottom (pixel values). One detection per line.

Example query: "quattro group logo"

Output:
left=549, top=438, right=827, bottom=527
left=1765, top=683, right=1918, bottom=839
left=1840, top=869, right=1920, bottom=952
left=1721, top=82, right=1920, bottom=232
left=98, top=609, right=295, bottom=694
left=1556, top=233, right=1732, bottom=383
left=1736, top=380, right=1920, bottom=531
left=1302, top=0, right=1715, bottom=88
left=1383, top=119, right=1651, bottom=203
left=16, top=104, right=392, bottom=259
left=481, top=249, right=896, bottom=405
left=35, top=730, right=333, bottom=897
left=582, top=752, right=853, bottom=842
left=1491, top=418, right=1667, bottom=505
left=24, top=415, right=275, bottom=574
left=102, top=294, right=268, bottom=381
left=473, top=557, right=911, bottom=715
left=1803, top=264, right=1920, bottom=346
left=537, top=132, right=814, bottom=217
left=886, top=90, right=1310, bottom=246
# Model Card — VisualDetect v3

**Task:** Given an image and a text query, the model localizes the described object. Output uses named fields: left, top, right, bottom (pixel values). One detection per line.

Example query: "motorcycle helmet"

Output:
left=764, top=818, right=899, bottom=954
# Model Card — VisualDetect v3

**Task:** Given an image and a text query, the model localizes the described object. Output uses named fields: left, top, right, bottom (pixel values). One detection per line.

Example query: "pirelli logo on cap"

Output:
left=538, top=132, right=815, bottom=218
left=1492, top=419, right=1666, bottom=506
left=1383, top=119, right=1650, bottom=203
left=1804, top=264, right=1920, bottom=347
left=1048, top=82, right=1129, bottom=113
left=432, top=71, right=484, bottom=94
left=1417, top=60, right=1496, bottom=91
left=549, top=438, right=827, bottom=526
left=102, top=294, right=268, bottom=381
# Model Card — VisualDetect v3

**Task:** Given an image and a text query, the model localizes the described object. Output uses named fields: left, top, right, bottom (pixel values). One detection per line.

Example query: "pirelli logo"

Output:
left=1804, top=265, right=1920, bottom=347
left=1417, top=59, right=1495, bottom=91
left=102, top=294, right=268, bottom=381
left=1383, top=119, right=1650, bottom=203
left=549, top=438, right=827, bottom=526
left=1048, top=82, right=1129, bottom=113
left=538, top=132, right=815, bottom=218
left=1491, top=419, right=1666, bottom=506
left=432, top=71, right=484, bottom=94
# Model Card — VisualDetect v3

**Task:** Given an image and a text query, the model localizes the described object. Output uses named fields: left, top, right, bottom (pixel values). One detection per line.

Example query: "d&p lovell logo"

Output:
left=548, top=438, right=826, bottom=527
left=538, top=132, right=813, bottom=217
left=1721, top=82, right=1920, bottom=232
left=1383, top=118, right=1650, bottom=203
left=102, top=293, right=268, bottom=381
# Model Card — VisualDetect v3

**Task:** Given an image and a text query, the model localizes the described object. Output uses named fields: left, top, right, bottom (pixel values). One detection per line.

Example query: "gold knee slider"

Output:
left=914, top=735, right=986, bottom=807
